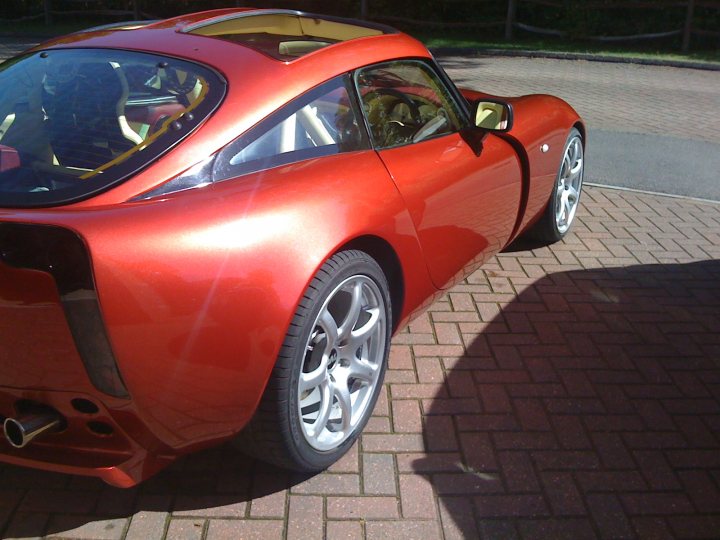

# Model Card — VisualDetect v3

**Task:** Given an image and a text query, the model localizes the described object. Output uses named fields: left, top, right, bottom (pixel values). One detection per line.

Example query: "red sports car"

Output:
left=0, top=8, right=585, bottom=487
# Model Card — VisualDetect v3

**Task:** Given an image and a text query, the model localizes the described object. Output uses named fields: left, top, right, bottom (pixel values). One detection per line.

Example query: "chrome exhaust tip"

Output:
left=3, top=412, right=62, bottom=448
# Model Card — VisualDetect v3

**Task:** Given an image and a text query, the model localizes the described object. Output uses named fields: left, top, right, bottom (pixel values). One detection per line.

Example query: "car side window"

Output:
left=355, top=60, right=465, bottom=149
left=214, top=75, right=368, bottom=180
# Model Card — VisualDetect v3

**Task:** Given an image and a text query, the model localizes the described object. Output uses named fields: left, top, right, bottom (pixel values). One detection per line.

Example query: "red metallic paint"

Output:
left=377, top=132, right=522, bottom=289
left=460, top=89, right=584, bottom=240
left=0, top=9, right=583, bottom=486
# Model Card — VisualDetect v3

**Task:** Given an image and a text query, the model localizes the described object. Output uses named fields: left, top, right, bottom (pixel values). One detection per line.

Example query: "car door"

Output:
left=355, top=60, right=522, bottom=289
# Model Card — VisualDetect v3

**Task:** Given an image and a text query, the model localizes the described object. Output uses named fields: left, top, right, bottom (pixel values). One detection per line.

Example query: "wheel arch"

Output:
left=335, top=235, right=404, bottom=333
left=573, top=121, right=586, bottom=146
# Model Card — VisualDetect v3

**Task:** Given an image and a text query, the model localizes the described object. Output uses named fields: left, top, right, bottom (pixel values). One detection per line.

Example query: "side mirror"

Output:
left=474, top=100, right=513, bottom=132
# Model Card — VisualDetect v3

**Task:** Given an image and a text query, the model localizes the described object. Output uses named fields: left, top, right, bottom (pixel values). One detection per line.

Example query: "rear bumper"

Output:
left=0, top=223, right=170, bottom=486
left=0, top=386, right=172, bottom=487
left=0, top=203, right=293, bottom=484
left=0, top=441, right=171, bottom=488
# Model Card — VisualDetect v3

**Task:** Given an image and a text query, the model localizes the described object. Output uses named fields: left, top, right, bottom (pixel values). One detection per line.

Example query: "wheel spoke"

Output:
left=311, top=383, right=332, bottom=438
left=348, top=355, right=378, bottom=382
left=570, top=139, right=579, bottom=164
left=333, top=380, right=352, bottom=432
left=319, top=309, right=339, bottom=349
left=569, top=157, right=583, bottom=179
left=555, top=189, right=565, bottom=222
left=563, top=196, right=572, bottom=221
left=338, top=280, right=363, bottom=341
left=300, top=360, right=328, bottom=392
left=350, top=307, right=380, bottom=348
left=561, top=154, right=571, bottom=177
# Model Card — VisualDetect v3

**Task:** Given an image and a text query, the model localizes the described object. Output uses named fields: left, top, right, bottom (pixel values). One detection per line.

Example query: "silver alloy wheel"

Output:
left=297, top=275, right=386, bottom=451
left=555, top=135, right=584, bottom=234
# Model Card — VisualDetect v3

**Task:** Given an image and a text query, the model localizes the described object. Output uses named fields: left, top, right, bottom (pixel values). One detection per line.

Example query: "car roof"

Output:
left=33, top=9, right=431, bottom=134
left=33, top=9, right=431, bottom=140
left=36, top=9, right=429, bottom=75
left=24, top=9, right=435, bottom=205
left=180, top=9, right=397, bottom=60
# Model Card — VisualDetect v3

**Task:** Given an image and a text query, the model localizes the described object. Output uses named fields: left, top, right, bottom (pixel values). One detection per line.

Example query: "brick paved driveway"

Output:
left=1, top=187, right=718, bottom=539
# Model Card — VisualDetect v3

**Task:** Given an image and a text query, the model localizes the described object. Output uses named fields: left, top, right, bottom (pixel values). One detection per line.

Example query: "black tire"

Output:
left=526, top=127, right=584, bottom=244
left=238, top=250, right=391, bottom=472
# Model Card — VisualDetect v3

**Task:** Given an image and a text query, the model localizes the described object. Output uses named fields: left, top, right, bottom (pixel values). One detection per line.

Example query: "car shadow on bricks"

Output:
left=0, top=436, right=310, bottom=536
left=415, top=259, right=720, bottom=539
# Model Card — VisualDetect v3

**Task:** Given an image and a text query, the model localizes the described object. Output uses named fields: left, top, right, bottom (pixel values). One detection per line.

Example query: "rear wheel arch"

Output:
left=336, top=235, right=404, bottom=333
left=245, top=235, right=404, bottom=433
left=238, top=248, right=392, bottom=471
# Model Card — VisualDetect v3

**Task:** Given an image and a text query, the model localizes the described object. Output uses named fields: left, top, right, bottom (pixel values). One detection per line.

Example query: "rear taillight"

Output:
left=0, top=223, right=128, bottom=398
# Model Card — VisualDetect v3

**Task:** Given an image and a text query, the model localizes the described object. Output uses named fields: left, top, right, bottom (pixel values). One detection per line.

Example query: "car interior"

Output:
left=223, top=82, right=365, bottom=178
left=184, top=12, right=386, bottom=61
left=0, top=54, right=207, bottom=194
left=357, top=63, right=462, bottom=148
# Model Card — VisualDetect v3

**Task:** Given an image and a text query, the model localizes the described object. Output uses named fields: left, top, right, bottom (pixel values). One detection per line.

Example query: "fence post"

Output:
left=505, top=0, right=517, bottom=40
left=133, top=0, right=141, bottom=20
left=44, top=0, right=52, bottom=25
left=360, top=0, right=369, bottom=20
left=682, top=0, right=695, bottom=53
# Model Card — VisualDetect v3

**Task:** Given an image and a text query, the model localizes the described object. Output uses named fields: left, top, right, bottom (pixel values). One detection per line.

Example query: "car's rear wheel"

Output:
left=239, top=250, right=391, bottom=472
left=527, top=127, right=584, bottom=243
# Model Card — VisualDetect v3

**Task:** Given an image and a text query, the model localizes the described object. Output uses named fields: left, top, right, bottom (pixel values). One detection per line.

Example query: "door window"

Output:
left=355, top=61, right=465, bottom=149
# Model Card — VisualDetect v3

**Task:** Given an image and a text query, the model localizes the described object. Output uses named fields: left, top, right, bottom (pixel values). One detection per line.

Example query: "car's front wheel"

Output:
left=239, top=250, right=391, bottom=472
left=528, top=127, right=585, bottom=243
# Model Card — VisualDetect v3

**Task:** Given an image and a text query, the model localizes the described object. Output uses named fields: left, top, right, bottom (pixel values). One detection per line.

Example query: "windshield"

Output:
left=0, top=48, right=225, bottom=207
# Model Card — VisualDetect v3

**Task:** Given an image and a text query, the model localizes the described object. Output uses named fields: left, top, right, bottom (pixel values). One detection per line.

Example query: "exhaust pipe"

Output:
left=4, top=412, right=62, bottom=448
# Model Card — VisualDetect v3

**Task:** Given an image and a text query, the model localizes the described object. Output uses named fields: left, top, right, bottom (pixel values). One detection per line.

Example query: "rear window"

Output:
left=0, top=48, right=225, bottom=207
left=184, top=12, right=392, bottom=61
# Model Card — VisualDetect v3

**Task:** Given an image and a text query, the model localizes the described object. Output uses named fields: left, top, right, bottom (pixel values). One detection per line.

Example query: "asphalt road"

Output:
left=585, top=129, right=720, bottom=200
left=440, top=55, right=720, bottom=202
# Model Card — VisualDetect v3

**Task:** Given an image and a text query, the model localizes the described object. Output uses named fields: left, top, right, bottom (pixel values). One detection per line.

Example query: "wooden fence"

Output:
left=504, top=0, right=720, bottom=53
left=366, top=0, right=719, bottom=53
left=368, top=0, right=719, bottom=53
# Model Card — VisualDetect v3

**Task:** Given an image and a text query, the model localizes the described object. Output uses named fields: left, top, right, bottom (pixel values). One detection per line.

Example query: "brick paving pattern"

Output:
left=0, top=186, right=719, bottom=539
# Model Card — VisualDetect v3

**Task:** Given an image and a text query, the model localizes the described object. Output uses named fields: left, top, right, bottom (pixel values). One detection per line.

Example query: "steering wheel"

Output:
left=412, top=107, right=449, bottom=143
left=363, top=88, right=422, bottom=125
left=164, top=69, right=199, bottom=95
